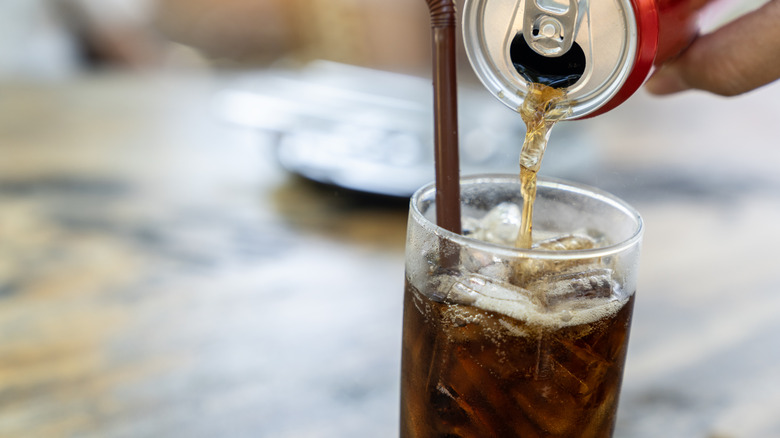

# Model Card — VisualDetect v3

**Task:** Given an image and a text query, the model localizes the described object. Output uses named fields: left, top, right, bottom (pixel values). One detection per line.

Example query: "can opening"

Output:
left=510, top=32, right=585, bottom=88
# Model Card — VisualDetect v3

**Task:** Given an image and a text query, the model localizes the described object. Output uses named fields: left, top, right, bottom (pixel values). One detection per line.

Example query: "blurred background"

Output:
left=0, top=0, right=434, bottom=77
left=2, top=0, right=780, bottom=437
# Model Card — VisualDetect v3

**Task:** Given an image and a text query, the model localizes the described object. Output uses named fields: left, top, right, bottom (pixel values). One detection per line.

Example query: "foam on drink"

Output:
left=437, top=270, right=628, bottom=331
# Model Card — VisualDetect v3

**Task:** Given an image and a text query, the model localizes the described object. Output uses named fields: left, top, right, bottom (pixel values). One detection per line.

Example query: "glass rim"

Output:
left=410, top=174, right=644, bottom=261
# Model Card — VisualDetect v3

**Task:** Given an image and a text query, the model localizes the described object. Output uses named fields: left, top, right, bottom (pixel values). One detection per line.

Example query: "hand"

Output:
left=645, top=0, right=780, bottom=96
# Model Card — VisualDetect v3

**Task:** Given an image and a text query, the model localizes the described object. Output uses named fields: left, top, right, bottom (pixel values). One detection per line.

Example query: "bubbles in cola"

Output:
left=401, top=200, right=634, bottom=437
left=402, top=271, right=633, bottom=437
left=401, top=268, right=633, bottom=437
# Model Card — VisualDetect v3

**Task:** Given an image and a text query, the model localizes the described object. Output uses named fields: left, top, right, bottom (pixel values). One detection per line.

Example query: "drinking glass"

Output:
left=400, top=174, right=643, bottom=437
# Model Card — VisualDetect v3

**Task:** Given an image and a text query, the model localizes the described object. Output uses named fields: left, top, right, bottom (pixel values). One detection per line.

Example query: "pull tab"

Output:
left=523, top=0, right=581, bottom=57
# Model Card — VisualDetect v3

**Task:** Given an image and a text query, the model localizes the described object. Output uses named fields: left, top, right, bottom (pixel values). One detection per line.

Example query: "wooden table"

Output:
left=1, top=72, right=779, bottom=438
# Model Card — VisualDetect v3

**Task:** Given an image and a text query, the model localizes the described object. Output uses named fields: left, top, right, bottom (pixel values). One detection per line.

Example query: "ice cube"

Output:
left=463, top=202, right=522, bottom=246
left=458, top=245, right=513, bottom=281
left=512, top=233, right=607, bottom=286
left=476, top=260, right=512, bottom=279
left=533, top=234, right=597, bottom=251
left=432, top=272, right=544, bottom=321
left=530, top=268, right=615, bottom=310
left=550, top=335, right=613, bottom=396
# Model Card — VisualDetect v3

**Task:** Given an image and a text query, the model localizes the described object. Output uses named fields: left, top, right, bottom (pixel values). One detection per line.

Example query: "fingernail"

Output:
left=645, top=66, right=689, bottom=95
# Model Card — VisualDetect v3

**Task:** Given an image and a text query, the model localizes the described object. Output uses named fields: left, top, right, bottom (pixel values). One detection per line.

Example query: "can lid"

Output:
left=463, top=0, right=653, bottom=119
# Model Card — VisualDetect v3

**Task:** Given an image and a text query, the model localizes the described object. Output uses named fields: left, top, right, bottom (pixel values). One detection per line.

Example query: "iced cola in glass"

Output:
left=400, top=175, right=643, bottom=437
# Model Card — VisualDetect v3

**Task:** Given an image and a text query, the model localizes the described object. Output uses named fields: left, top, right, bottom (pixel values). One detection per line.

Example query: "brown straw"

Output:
left=426, top=0, right=462, bottom=235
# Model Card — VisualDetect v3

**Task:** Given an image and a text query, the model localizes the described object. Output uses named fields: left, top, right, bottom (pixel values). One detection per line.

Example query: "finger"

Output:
left=646, top=0, right=780, bottom=96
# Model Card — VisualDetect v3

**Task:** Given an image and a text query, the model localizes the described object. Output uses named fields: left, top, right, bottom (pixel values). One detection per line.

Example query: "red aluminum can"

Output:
left=462, top=0, right=718, bottom=118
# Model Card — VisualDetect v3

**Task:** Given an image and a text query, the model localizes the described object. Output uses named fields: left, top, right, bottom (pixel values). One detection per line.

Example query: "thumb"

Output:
left=646, top=0, right=780, bottom=96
